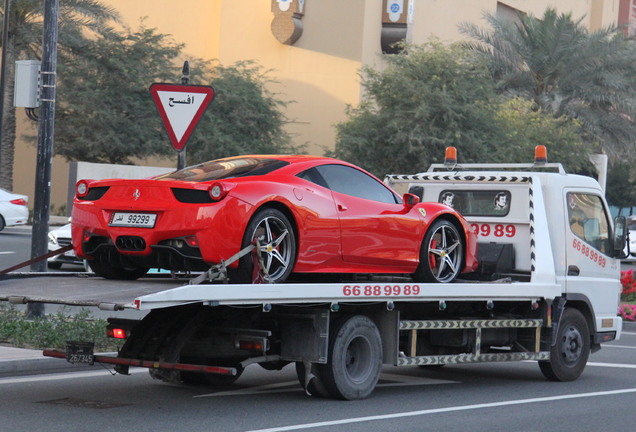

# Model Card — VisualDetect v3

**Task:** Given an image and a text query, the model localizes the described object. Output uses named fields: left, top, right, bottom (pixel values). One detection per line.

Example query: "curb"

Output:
left=0, top=355, right=91, bottom=377
left=623, top=321, right=636, bottom=332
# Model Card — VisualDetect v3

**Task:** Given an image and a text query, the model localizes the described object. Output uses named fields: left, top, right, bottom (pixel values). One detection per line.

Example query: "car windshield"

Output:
left=155, top=157, right=289, bottom=182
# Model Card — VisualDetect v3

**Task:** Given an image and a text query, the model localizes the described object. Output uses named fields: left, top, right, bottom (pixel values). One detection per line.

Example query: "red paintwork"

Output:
left=71, top=155, right=477, bottom=275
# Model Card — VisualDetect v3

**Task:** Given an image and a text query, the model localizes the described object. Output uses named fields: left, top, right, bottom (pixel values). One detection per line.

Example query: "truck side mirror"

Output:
left=613, top=216, right=627, bottom=258
left=403, top=193, right=420, bottom=207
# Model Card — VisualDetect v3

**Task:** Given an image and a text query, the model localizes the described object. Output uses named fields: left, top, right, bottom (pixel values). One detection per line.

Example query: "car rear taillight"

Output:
left=209, top=182, right=228, bottom=201
left=76, top=180, right=91, bottom=198
left=10, top=198, right=27, bottom=206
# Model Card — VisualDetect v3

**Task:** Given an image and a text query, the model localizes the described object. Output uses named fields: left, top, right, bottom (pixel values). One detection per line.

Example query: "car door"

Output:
left=314, top=164, right=423, bottom=268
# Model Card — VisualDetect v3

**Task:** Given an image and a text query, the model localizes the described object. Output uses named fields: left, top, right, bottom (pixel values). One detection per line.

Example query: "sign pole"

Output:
left=177, top=61, right=189, bottom=170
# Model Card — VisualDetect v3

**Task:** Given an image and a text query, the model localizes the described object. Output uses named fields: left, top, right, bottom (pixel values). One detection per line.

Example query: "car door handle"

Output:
left=337, top=204, right=347, bottom=211
left=567, top=265, right=580, bottom=276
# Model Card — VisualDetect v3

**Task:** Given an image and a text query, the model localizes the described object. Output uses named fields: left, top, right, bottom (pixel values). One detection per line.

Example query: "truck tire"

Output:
left=318, top=315, right=383, bottom=400
left=232, top=208, right=297, bottom=284
left=414, top=219, right=464, bottom=283
left=539, top=308, right=590, bottom=382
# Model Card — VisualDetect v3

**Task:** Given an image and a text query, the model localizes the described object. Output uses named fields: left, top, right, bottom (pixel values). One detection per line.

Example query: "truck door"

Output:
left=564, top=190, right=620, bottom=317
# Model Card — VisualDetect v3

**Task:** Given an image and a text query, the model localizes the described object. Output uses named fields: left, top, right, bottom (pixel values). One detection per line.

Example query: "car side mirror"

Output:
left=613, top=216, right=627, bottom=258
left=403, top=193, right=420, bottom=207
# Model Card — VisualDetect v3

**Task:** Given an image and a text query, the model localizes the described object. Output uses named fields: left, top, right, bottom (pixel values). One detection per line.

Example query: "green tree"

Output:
left=54, top=27, right=297, bottom=164
left=55, top=24, right=183, bottom=163
left=606, top=161, right=636, bottom=214
left=184, top=60, right=298, bottom=164
left=492, top=97, right=592, bottom=172
left=332, top=42, right=500, bottom=176
left=332, top=41, right=587, bottom=177
left=0, top=0, right=120, bottom=189
left=460, top=7, right=636, bottom=161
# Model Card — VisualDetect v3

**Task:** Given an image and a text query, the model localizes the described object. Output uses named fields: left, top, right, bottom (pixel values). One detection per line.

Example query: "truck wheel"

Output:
left=414, top=219, right=464, bottom=283
left=295, top=362, right=330, bottom=398
left=539, top=308, right=590, bottom=382
left=232, top=208, right=296, bottom=284
left=318, top=315, right=383, bottom=400
left=88, top=258, right=149, bottom=280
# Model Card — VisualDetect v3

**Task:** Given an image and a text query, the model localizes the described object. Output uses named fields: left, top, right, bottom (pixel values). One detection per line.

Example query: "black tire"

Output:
left=0, top=215, right=5, bottom=232
left=318, top=315, right=383, bottom=400
left=47, top=261, right=62, bottom=270
left=414, top=219, right=464, bottom=283
left=295, top=362, right=330, bottom=398
left=539, top=308, right=590, bottom=382
left=232, top=208, right=296, bottom=284
left=88, top=258, right=149, bottom=280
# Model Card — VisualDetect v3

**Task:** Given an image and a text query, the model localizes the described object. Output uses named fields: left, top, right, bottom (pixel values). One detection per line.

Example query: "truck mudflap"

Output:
left=42, top=348, right=238, bottom=377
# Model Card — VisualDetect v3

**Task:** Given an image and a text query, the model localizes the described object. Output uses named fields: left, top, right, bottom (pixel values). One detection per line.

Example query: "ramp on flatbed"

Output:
left=0, top=273, right=184, bottom=310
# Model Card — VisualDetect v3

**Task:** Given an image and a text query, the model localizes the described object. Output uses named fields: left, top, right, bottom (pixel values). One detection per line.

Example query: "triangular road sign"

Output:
left=150, top=83, right=215, bottom=151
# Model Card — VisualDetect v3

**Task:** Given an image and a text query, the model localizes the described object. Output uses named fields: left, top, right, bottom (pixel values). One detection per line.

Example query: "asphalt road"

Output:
left=0, top=328, right=635, bottom=432
left=2, top=227, right=636, bottom=431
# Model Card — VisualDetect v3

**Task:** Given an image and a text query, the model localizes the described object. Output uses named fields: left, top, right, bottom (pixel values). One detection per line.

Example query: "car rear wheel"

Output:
left=232, top=208, right=296, bottom=284
left=0, top=215, right=5, bottom=232
left=414, top=219, right=464, bottom=283
left=317, top=315, right=383, bottom=400
left=88, top=258, right=149, bottom=280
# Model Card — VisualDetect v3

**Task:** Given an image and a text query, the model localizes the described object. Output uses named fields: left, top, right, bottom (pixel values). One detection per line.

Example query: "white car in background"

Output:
left=0, top=187, right=28, bottom=231
left=47, top=223, right=88, bottom=270
left=625, top=216, right=636, bottom=261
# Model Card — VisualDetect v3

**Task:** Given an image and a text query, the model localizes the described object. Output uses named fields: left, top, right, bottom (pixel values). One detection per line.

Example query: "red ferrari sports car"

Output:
left=71, top=155, right=477, bottom=283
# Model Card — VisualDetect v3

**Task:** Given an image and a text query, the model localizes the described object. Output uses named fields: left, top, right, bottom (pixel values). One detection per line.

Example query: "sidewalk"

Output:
left=0, top=345, right=91, bottom=376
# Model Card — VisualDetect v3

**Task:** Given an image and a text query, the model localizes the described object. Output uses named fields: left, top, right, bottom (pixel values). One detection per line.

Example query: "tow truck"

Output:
left=0, top=146, right=626, bottom=400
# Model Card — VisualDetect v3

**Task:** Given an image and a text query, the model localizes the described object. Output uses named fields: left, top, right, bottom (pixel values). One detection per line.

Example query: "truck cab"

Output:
left=386, top=146, right=626, bottom=351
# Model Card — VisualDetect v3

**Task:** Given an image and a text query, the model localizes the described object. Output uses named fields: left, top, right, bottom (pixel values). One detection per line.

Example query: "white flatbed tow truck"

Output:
left=0, top=147, right=627, bottom=400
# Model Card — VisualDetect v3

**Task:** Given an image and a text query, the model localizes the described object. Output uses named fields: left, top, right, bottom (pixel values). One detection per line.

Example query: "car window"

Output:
left=567, top=192, right=610, bottom=255
left=300, top=164, right=398, bottom=204
left=156, top=158, right=289, bottom=182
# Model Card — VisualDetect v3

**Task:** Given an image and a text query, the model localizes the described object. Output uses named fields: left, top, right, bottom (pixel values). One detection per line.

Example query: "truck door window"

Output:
left=567, top=192, right=610, bottom=254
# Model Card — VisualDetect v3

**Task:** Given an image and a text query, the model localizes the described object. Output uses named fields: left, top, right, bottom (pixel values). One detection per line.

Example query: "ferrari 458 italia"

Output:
left=71, top=155, right=477, bottom=283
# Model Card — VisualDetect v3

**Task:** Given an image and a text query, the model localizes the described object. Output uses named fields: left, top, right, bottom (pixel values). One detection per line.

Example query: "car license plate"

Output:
left=109, top=212, right=157, bottom=228
left=65, top=341, right=94, bottom=365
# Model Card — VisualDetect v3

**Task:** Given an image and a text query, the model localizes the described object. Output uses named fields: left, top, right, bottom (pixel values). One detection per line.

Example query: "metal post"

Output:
left=0, top=0, right=12, bottom=185
left=30, top=0, right=58, bottom=272
left=177, top=61, right=189, bottom=170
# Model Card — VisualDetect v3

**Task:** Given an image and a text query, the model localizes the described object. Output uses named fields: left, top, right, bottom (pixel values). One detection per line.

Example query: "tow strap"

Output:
left=0, top=244, right=73, bottom=276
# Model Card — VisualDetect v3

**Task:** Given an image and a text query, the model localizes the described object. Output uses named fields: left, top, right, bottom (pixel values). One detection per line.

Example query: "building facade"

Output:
left=12, top=0, right=623, bottom=211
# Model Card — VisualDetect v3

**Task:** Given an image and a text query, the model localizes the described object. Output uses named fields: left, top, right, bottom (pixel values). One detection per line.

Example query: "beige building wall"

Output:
left=11, top=0, right=620, bottom=213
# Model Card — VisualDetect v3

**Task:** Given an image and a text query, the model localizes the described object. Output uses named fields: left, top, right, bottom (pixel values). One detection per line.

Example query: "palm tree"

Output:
left=0, top=0, right=120, bottom=190
left=460, top=7, right=636, bottom=160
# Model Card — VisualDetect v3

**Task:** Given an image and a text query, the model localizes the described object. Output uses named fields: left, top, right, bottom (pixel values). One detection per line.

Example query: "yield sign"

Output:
left=150, top=83, right=215, bottom=151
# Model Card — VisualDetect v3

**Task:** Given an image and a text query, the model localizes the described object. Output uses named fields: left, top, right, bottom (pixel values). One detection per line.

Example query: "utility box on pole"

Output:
left=14, top=60, right=41, bottom=108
